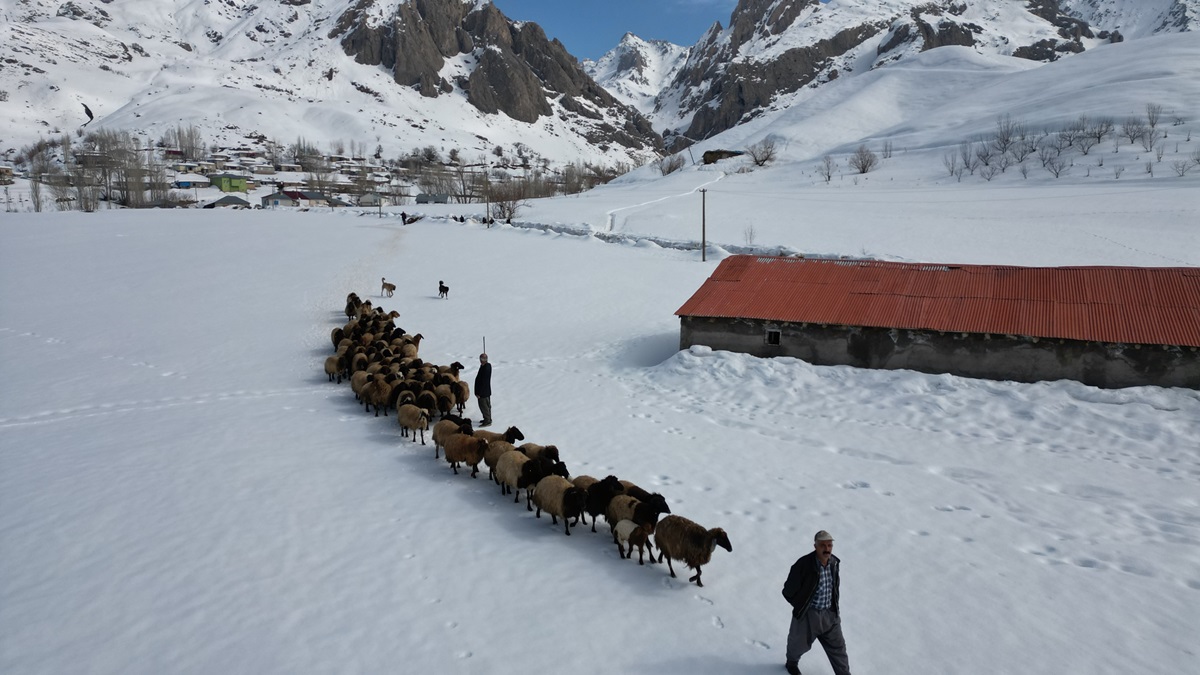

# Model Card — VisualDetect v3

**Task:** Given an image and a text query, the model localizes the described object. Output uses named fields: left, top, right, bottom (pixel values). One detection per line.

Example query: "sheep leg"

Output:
left=469, top=465, right=478, bottom=479
left=689, top=570, right=703, bottom=587
left=563, top=517, right=570, bottom=536
left=616, top=541, right=626, bottom=559
left=664, top=556, right=677, bottom=578
left=636, top=544, right=644, bottom=565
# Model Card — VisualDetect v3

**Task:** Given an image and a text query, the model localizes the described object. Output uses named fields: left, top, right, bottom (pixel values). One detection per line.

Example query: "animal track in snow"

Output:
left=746, top=638, right=771, bottom=650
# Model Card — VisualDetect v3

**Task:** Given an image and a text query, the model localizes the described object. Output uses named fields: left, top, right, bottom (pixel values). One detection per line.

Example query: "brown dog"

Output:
left=381, top=277, right=396, bottom=297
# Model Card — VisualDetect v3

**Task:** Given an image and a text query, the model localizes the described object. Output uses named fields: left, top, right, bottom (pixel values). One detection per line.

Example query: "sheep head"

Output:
left=710, top=528, right=732, bottom=553
left=504, top=426, right=525, bottom=443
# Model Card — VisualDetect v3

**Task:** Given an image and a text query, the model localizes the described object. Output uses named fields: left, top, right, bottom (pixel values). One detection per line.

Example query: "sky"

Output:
left=491, top=0, right=738, bottom=60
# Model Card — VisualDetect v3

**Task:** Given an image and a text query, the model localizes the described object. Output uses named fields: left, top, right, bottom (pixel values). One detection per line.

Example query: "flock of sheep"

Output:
left=323, top=291, right=733, bottom=587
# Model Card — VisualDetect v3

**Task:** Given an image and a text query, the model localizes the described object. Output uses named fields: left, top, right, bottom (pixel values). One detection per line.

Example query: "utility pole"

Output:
left=700, top=188, right=707, bottom=262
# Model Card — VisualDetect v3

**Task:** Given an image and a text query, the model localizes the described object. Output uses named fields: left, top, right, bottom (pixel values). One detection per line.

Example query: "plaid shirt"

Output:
left=811, top=561, right=834, bottom=610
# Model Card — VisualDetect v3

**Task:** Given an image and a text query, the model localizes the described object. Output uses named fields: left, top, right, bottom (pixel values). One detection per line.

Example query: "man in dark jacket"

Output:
left=474, top=353, right=492, bottom=427
left=781, top=530, right=851, bottom=675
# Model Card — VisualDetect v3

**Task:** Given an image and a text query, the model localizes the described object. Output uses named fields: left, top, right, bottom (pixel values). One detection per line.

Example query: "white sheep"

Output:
left=531, top=475, right=587, bottom=535
left=484, top=440, right=517, bottom=482
left=494, top=450, right=531, bottom=503
left=611, top=519, right=654, bottom=564
left=397, top=404, right=430, bottom=444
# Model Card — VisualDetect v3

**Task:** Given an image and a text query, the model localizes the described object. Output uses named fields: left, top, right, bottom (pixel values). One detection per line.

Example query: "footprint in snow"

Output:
left=746, top=639, right=771, bottom=650
left=712, top=616, right=724, bottom=629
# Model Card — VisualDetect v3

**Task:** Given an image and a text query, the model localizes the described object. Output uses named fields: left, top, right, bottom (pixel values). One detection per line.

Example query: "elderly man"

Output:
left=474, top=353, right=492, bottom=427
left=781, top=530, right=851, bottom=675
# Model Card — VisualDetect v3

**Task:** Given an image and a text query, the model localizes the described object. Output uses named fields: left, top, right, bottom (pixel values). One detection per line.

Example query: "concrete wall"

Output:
left=680, top=316, right=1200, bottom=389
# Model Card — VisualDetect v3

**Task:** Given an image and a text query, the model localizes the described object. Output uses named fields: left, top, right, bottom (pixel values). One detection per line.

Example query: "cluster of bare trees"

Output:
left=941, top=104, right=1192, bottom=182
left=19, top=129, right=190, bottom=212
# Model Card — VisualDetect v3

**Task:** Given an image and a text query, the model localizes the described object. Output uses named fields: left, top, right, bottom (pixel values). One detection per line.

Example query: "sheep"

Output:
left=362, top=374, right=395, bottom=416
left=517, top=443, right=559, bottom=462
left=474, top=425, right=525, bottom=445
left=397, top=404, right=431, bottom=444
left=612, top=519, right=654, bottom=564
left=432, top=416, right=473, bottom=458
left=399, top=333, right=423, bottom=358
left=452, top=380, right=470, bottom=413
left=652, top=515, right=732, bottom=587
left=573, top=474, right=625, bottom=532
left=494, top=450, right=531, bottom=503
left=531, top=475, right=587, bottom=535
left=516, top=458, right=569, bottom=511
left=484, top=440, right=517, bottom=482
left=605, top=495, right=665, bottom=533
left=443, top=433, right=489, bottom=477
left=618, top=480, right=671, bottom=515
left=323, top=355, right=345, bottom=383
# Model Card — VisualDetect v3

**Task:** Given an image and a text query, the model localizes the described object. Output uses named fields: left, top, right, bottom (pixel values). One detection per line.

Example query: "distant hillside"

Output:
left=0, top=0, right=660, bottom=168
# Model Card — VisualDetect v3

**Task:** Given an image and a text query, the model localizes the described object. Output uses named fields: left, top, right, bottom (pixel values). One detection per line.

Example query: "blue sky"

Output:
left=491, top=0, right=738, bottom=60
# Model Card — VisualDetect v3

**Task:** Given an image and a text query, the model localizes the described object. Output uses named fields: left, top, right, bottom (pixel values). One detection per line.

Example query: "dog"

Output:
left=381, top=277, right=396, bottom=298
left=438, top=280, right=449, bottom=299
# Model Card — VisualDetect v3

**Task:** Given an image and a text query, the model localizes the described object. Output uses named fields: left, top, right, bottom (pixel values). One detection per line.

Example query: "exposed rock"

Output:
left=331, top=0, right=659, bottom=152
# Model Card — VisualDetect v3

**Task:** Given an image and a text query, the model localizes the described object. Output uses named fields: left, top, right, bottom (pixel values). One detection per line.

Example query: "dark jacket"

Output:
left=474, top=362, right=492, bottom=398
left=782, top=551, right=840, bottom=618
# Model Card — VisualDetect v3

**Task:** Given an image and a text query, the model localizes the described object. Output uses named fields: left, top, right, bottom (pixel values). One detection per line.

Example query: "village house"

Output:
left=260, top=192, right=299, bottom=208
left=203, top=195, right=250, bottom=209
left=0, top=165, right=14, bottom=185
left=173, top=175, right=210, bottom=189
left=676, top=255, right=1200, bottom=389
left=208, top=173, right=249, bottom=193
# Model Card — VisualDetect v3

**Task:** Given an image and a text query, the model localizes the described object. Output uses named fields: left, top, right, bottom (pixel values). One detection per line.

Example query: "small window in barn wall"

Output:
left=766, top=329, right=781, bottom=345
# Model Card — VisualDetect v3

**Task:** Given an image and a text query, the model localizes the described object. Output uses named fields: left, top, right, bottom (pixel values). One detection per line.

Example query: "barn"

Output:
left=675, top=255, right=1200, bottom=389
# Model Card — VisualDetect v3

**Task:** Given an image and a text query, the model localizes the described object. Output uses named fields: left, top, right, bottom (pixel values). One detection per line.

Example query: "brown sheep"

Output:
left=474, top=425, right=525, bottom=445
left=323, top=355, right=345, bottom=384
left=653, top=515, right=732, bottom=587
left=444, top=433, right=488, bottom=477
left=517, top=443, right=560, bottom=462
left=431, top=417, right=472, bottom=459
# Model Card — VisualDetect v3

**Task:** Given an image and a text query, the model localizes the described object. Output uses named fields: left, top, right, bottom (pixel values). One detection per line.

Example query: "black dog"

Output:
left=438, top=280, right=449, bottom=299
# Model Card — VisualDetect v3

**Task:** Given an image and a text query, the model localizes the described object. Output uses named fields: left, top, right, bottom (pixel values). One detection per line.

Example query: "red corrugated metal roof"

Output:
left=675, top=256, right=1200, bottom=347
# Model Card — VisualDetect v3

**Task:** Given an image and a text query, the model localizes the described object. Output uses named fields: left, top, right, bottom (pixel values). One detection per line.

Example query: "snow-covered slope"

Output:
left=645, top=0, right=1191, bottom=144
left=583, top=33, right=690, bottom=126
left=0, top=0, right=660, bottom=167
left=1061, top=0, right=1200, bottom=37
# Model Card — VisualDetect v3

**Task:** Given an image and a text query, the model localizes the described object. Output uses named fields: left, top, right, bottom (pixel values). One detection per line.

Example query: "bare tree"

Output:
left=820, top=155, right=838, bottom=183
left=881, top=140, right=894, bottom=160
left=1086, top=117, right=1114, bottom=146
left=745, top=138, right=778, bottom=167
left=1075, top=132, right=1100, bottom=155
left=848, top=144, right=878, bottom=174
left=489, top=179, right=528, bottom=221
left=1043, top=154, right=1070, bottom=178
left=1139, top=130, right=1159, bottom=153
left=1121, top=116, right=1148, bottom=145
left=992, top=114, right=1022, bottom=156
left=657, top=154, right=685, bottom=175
left=959, top=140, right=980, bottom=174
left=974, top=138, right=995, bottom=167
left=1145, top=103, right=1163, bottom=131
left=1171, top=160, right=1193, bottom=177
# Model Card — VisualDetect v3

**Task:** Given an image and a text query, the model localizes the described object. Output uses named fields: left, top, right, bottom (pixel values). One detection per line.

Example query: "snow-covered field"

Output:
left=2, top=175, right=1198, bottom=675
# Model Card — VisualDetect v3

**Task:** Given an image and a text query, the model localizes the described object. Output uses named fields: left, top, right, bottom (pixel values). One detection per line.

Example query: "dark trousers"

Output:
left=477, top=396, right=492, bottom=423
left=786, top=607, right=851, bottom=675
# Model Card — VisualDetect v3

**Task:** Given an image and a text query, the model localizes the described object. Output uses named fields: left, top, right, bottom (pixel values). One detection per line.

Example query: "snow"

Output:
left=2, top=159, right=1199, bottom=675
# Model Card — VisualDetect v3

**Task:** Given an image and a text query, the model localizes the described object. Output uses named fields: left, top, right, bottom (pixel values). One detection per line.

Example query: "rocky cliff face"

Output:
left=651, top=0, right=1165, bottom=148
left=331, top=0, right=660, bottom=152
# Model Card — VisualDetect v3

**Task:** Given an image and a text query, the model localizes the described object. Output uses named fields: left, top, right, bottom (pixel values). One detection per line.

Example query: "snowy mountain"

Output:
left=637, top=0, right=1194, bottom=145
left=1061, top=0, right=1199, bottom=37
left=0, top=0, right=661, bottom=167
left=582, top=33, right=690, bottom=123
